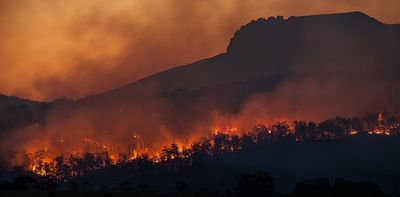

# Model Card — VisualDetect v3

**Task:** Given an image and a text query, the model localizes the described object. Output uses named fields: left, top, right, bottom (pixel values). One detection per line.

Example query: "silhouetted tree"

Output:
left=294, top=121, right=307, bottom=141
left=237, top=171, right=280, bottom=197
left=350, top=117, right=365, bottom=135
left=362, top=112, right=379, bottom=132
left=241, top=132, right=255, bottom=148
left=318, top=118, right=347, bottom=140
left=213, top=133, right=230, bottom=153
left=135, top=154, right=153, bottom=172
left=230, top=134, right=241, bottom=151
left=161, top=143, right=181, bottom=161
left=271, top=122, right=291, bottom=141
left=251, top=125, right=270, bottom=143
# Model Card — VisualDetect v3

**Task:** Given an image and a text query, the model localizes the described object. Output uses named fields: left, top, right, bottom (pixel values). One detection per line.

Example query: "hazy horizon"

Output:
left=1, top=0, right=400, bottom=101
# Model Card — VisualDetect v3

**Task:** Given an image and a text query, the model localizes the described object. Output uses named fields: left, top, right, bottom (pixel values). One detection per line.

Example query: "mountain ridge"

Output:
left=99, top=11, right=399, bottom=100
left=1, top=11, right=399, bottom=141
left=2, top=11, right=399, bottom=102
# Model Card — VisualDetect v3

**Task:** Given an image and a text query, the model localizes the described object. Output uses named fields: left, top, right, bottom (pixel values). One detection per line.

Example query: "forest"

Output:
left=0, top=111, right=399, bottom=196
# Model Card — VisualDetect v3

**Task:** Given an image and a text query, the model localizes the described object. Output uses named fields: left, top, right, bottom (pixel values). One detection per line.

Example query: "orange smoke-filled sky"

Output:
left=1, top=0, right=399, bottom=101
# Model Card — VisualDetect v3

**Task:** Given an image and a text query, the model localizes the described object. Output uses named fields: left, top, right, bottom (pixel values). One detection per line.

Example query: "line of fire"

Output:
left=12, top=111, right=399, bottom=179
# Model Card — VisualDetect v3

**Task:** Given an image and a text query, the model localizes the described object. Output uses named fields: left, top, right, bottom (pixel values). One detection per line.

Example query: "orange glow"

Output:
left=1, top=2, right=399, bottom=179
left=349, top=129, right=358, bottom=135
left=0, top=1, right=399, bottom=100
left=9, top=109, right=397, bottom=178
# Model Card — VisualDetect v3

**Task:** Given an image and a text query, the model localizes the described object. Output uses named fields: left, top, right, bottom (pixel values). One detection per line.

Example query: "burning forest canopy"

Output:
left=15, top=112, right=400, bottom=179
left=0, top=11, right=400, bottom=188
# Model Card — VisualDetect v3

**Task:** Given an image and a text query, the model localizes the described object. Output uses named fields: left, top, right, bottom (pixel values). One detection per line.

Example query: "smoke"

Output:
left=0, top=1, right=400, bottom=169
left=0, top=0, right=399, bottom=100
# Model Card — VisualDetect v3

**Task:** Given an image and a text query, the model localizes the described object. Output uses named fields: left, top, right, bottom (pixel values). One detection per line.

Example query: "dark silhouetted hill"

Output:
left=1, top=11, right=399, bottom=151
left=65, top=11, right=400, bottom=136
left=0, top=11, right=400, bottom=173
left=1, top=11, right=400, bottom=196
left=0, top=94, right=47, bottom=134
left=102, top=11, right=399, bottom=98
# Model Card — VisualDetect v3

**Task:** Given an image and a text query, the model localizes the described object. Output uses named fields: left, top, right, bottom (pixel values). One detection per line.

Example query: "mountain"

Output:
left=0, top=94, right=47, bottom=134
left=1, top=11, right=400, bottom=151
left=89, top=11, right=400, bottom=119
left=102, top=11, right=399, bottom=98
left=1, top=11, right=400, bottom=195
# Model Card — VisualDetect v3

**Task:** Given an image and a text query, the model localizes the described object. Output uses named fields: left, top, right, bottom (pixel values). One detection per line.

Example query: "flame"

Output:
left=10, top=111, right=399, bottom=178
left=349, top=129, right=358, bottom=135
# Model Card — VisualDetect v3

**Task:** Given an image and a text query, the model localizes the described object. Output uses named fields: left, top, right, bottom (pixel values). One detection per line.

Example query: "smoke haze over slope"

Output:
left=1, top=12, right=399, bottom=165
left=0, top=0, right=399, bottom=100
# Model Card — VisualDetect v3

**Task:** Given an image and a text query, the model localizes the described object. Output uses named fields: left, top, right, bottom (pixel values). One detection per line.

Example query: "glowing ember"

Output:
left=11, top=111, right=400, bottom=179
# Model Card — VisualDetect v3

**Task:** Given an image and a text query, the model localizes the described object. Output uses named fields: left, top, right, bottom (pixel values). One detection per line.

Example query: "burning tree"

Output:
left=10, top=111, right=400, bottom=180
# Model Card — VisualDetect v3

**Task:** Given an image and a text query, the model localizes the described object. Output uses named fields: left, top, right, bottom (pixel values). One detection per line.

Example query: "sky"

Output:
left=1, top=0, right=399, bottom=101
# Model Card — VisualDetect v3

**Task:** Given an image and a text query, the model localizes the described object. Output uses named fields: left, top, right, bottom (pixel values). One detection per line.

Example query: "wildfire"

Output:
left=11, top=111, right=400, bottom=179
left=366, top=112, right=398, bottom=135
left=349, top=129, right=358, bottom=135
left=213, top=127, right=240, bottom=135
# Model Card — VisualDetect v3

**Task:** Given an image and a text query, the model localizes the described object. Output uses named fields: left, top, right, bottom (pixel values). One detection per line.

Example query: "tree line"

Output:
left=16, top=112, right=400, bottom=180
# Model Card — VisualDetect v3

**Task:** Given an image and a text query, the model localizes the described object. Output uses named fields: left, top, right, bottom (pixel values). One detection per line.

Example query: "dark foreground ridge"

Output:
left=0, top=175, right=387, bottom=197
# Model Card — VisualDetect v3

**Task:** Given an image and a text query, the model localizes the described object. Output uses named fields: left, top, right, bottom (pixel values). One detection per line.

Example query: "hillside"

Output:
left=102, top=11, right=400, bottom=98
left=1, top=11, right=400, bottom=154
left=72, top=11, right=400, bottom=138
left=0, top=94, right=47, bottom=134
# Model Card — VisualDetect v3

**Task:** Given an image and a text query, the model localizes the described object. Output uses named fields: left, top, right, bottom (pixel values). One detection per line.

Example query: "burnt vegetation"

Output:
left=18, top=111, right=400, bottom=177
left=0, top=111, right=398, bottom=196
left=0, top=12, right=400, bottom=196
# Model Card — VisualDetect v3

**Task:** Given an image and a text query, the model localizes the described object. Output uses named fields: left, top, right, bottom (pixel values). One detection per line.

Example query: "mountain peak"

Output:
left=286, top=11, right=382, bottom=25
left=226, top=12, right=384, bottom=56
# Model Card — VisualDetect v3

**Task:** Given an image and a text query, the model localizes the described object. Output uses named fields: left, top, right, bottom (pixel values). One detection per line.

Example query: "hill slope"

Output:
left=103, top=11, right=399, bottom=98
left=1, top=11, right=400, bottom=153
